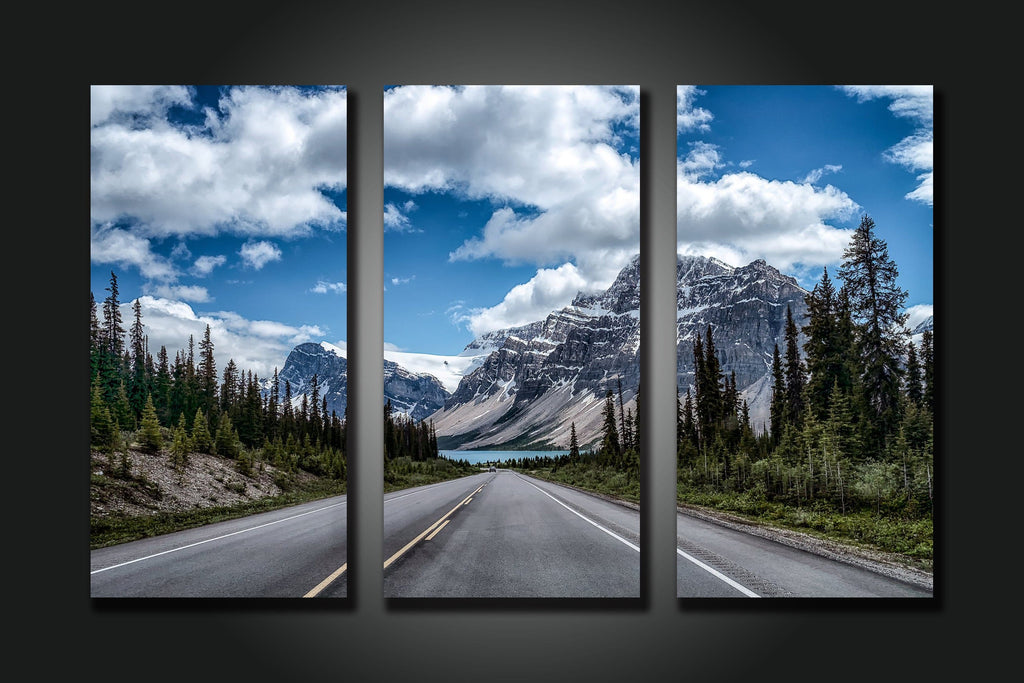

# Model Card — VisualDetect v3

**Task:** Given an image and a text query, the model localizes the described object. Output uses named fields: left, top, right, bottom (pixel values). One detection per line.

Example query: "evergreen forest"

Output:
left=503, top=216, right=934, bottom=564
left=90, top=214, right=932, bottom=563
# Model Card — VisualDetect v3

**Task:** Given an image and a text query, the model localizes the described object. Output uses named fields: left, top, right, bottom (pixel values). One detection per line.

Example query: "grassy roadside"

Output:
left=383, top=456, right=483, bottom=493
left=676, top=487, right=933, bottom=571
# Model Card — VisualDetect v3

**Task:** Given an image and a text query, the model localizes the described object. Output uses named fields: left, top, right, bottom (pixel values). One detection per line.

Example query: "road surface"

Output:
left=383, top=470, right=641, bottom=597
left=676, top=507, right=932, bottom=598
left=90, top=472, right=931, bottom=599
left=90, top=494, right=348, bottom=598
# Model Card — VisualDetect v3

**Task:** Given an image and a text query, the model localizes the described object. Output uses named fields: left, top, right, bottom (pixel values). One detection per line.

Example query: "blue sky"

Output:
left=90, top=85, right=348, bottom=381
left=676, top=85, right=933, bottom=329
left=383, top=85, right=641, bottom=357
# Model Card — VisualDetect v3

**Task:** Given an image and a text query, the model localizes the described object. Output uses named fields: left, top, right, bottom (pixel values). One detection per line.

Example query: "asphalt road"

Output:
left=89, top=473, right=931, bottom=599
left=382, top=470, right=642, bottom=598
left=676, top=508, right=933, bottom=598
left=89, top=494, right=348, bottom=598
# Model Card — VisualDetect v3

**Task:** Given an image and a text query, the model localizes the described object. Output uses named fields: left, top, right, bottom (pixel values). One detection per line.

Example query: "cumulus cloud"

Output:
left=385, top=85, right=640, bottom=315
left=91, top=85, right=347, bottom=239
left=451, top=262, right=589, bottom=336
left=678, top=141, right=723, bottom=180
left=239, top=240, right=282, bottom=270
left=839, top=85, right=933, bottom=206
left=100, top=296, right=323, bottom=379
left=191, top=254, right=226, bottom=276
left=90, top=85, right=193, bottom=127
left=677, top=169, right=859, bottom=273
left=149, top=284, right=212, bottom=303
left=677, top=86, right=713, bottom=133
left=90, top=223, right=179, bottom=281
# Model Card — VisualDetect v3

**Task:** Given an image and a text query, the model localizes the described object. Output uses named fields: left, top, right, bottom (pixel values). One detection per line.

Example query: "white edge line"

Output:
left=90, top=500, right=347, bottom=575
left=519, top=475, right=640, bottom=553
left=676, top=547, right=760, bottom=597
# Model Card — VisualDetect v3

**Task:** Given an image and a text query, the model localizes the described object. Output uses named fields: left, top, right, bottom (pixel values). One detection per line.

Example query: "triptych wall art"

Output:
left=89, top=84, right=932, bottom=600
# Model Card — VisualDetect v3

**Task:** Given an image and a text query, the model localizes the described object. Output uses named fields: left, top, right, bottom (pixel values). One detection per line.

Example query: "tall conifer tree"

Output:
left=838, top=214, right=910, bottom=447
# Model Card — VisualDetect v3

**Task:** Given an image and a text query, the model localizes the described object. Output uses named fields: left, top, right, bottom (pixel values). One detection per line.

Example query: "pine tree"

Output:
left=127, top=298, right=148, bottom=421
left=309, top=374, right=322, bottom=438
left=784, top=305, right=806, bottom=430
left=838, top=214, right=910, bottom=448
left=215, top=413, right=239, bottom=458
left=569, top=421, right=580, bottom=461
left=197, top=324, right=218, bottom=417
left=601, top=389, right=621, bottom=462
left=171, top=412, right=192, bottom=471
left=904, top=338, right=923, bottom=406
left=191, top=407, right=213, bottom=454
left=617, top=378, right=630, bottom=453
left=700, top=325, right=724, bottom=439
left=802, top=267, right=843, bottom=420
left=90, top=377, right=116, bottom=450
left=769, top=344, right=786, bottom=446
left=89, top=292, right=102, bottom=385
left=102, top=271, right=125, bottom=360
left=153, top=346, right=172, bottom=424
left=138, top=393, right=163, bottom=454
left=632, top=388, right=641, bottom=455
left=921, top=329, right=934, bottom=414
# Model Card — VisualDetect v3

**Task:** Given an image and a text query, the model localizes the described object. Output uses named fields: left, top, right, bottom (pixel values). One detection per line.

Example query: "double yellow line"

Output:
left=384, top=481, right=485, bottom=569
left=304, top=480, right=486, bottom=597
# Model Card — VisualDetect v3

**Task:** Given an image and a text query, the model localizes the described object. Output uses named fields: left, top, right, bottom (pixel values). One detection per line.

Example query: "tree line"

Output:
left=502, top=378, right=640, bottom=477
left=676, top=215, right=934, bottom=519
left=89, top=271, right=347, bottom=481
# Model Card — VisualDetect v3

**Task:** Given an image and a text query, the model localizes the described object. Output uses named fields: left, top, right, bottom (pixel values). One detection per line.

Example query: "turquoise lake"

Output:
left=440, top=450, right=569, bottom=465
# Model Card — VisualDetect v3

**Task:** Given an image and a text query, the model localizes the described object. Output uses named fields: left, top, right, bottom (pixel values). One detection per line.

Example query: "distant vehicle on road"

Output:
left=488, top=466, right=496, bottom=472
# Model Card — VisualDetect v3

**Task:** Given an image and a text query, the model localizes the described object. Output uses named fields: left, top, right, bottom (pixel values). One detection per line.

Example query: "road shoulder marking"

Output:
left=518, top=476, right=640, bottom=553
left=676, top=547, right=760, bottom=597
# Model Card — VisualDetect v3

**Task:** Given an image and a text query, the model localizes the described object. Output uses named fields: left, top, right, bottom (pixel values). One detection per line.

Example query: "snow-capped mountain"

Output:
left=429, top=254, right=642, bottom=451
left=268, top=341, right=350, bottom=417
left=266, top=341, right=450, bottom=422
left=674, top=255, right=809, bottom=432
left=268, top=253, right=926, bottom=448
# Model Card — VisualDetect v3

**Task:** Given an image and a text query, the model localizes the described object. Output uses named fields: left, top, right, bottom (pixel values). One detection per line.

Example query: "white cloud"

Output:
left=90, top=85, right=347, bottom=240
left=90, top=223, right=179, bottom=281
left=90, top=85, right=193, bottom=127
left=452, top=262, right=589, bottom=336
left=239, top=240, right=282, bottom=270
left=390, top=276, right=413, bottom=286
left=677, top=169, right=859, bottom=273
left=311, top=280, right=347, bottom=294
left=101, top=295, right=324, bottom=379
left=801, top=164, right=843, bottom=185
left=678, top=141, right=723, bottom=180
left=385, top=85, right=640, bottom=298
left=839, top=85, right=933, bottom=206
left=150, top=284, right=211, bottom=303
left=191, top=254, right=226, bottom=276
left=383, top=201, right=420, bottom=232
left=677, top=86, right=713, bottom=133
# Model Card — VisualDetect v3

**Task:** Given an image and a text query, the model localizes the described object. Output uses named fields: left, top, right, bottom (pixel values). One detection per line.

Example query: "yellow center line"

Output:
left=303, top=562, right=347, bottom=598
left=383, top=482, right=485, bottom=569
left=425, top=520, right=450, bottom=541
